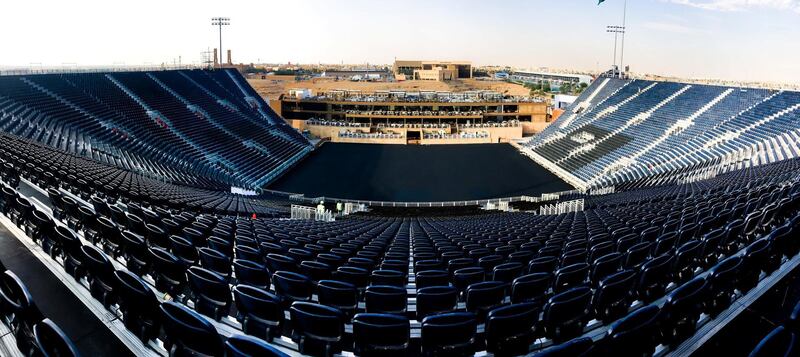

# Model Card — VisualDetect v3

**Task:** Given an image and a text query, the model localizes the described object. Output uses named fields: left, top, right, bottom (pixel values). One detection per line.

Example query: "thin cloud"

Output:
left=643, top=21, right=700, bottom=34
left=665, top=0, right=800, bottom=13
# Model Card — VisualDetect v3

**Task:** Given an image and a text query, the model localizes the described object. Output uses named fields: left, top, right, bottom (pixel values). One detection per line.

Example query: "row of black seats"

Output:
left=0, top=132, right=288, bottom=216
left=9, top=175, right=795, bottom=351
left=748, top=300, right=800, bottom=356
left=0, top=184, right=293, bottom=356
left=0, top=260, right=79, bottom=356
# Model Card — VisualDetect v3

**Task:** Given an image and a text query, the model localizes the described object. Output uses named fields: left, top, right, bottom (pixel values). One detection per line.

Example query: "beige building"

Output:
left=393, top=60, right=472, bottom=81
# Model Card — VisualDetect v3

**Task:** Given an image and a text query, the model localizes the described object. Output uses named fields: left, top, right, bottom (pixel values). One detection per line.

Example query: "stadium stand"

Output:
left=2, top=115, right=800, bottom=355
left=0, top=69, right=312, bottom=190
left=525, top=78, right=800, bottom=191
left=4, top=65, right=800, bottom=356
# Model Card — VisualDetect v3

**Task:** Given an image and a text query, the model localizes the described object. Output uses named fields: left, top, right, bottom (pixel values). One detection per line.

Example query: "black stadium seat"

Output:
left=352, top=313, right=410, bottom=356
left=33, top=318, right=81, bottom=357
left=159, top=301, right=224, bottom=356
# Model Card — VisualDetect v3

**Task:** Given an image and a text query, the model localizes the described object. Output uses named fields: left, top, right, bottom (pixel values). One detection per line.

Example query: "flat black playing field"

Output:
left=268, top=143, right=573, bottom=202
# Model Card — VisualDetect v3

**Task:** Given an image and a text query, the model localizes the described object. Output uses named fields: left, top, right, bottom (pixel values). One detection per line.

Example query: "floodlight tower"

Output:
left=619, top=0, right=628, bottom=79
left=606, top=25, right=625, bottom=76
left=211, top=17, right=230, bottom=68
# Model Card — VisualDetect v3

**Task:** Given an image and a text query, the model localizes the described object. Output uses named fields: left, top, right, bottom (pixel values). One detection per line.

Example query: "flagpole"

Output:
left=619, top=0, right=628, bottom=79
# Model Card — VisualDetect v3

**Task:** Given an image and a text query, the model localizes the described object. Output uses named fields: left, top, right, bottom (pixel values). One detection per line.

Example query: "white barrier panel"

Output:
left=230, top=186, right=257, bottom=196
left=538, top=199, right=584, bottom=215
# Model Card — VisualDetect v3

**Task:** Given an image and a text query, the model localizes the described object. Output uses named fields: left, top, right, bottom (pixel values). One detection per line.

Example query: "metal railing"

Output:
left=0, top=65, right=207, bottom=76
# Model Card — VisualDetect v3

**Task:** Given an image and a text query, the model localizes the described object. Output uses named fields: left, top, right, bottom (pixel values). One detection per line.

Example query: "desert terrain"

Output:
left=247, top=75, right=532, bottom=100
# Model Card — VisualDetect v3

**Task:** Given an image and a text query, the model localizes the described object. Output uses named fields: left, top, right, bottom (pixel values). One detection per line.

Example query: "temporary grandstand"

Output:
left=524, top=77, right=800, bottom=191
left=1, top=66, right=800, bottom=357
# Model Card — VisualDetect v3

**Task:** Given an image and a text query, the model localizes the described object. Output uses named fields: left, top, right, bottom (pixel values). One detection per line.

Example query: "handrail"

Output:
left=0, top=65, right=207, bottom=76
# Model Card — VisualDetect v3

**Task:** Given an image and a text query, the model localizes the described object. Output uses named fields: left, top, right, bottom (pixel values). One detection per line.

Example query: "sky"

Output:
left=2, top=0, right=799, bottom=84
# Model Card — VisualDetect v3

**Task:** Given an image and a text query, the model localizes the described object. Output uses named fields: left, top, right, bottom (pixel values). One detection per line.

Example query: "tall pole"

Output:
left=607, top=25, right=623, bottom=76
left=211, top=17, right=230, bottom=68
left=619, top=0, right=628, bottom=78
left=613, top=31, right=618, bottom=70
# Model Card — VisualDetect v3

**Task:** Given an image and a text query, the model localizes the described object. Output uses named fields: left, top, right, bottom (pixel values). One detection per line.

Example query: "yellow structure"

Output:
left=393, top=60, right=472, bottom=81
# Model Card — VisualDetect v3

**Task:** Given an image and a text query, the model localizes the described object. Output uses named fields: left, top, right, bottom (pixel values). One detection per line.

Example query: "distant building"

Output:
left=510, top=70, right=592, bottom=86
left=494, top=72, right=510, bottom=80
left=321, top=69, right=389, bottom=80
left=553, top=94, right=578, bottom=110
left=393, top=60, right=472, bottom=81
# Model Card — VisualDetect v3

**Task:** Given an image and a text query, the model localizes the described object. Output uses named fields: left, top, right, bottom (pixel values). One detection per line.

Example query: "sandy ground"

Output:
left=247, top=75, right=531, bottom=100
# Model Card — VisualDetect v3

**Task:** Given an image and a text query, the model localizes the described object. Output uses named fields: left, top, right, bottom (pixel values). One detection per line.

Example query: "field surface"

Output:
left=268, top=143, right=572, bottom=202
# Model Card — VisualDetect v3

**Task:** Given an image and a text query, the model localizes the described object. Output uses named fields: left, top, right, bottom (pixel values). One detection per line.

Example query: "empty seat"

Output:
left=119, top=230, right=148, bottom=276
left=420, top=312, right=477, bottom=357
left=592, top=269, right=636, bottom=323
left=148, top=247, right=187, bottom=297
left=452, top=267, right=485, bottom=293
left=465, top=281, right=507, bottom=320
left=493, top=262, right=524, bottom=283
left=485, top=302, right=540, bottom=356
left=371, top=269, right=406, bottom=287
left=739, top=238, right=773, bottom=293
left=352, top=313, right=410, bottom=357
left=0, top=271, right=44, bottom=352
left=590, top=252, right=622, bottom=286
left=706, top=255, right=743, bottom=316
left=531, top=336, right=593, bottom=357
left=233, top=259, right=269, bottom=289
left=365, top=285, right=407, bottom=315
left=81, top=245, right=116, bottom=307
left=272, top=270, right=313, bottom=306
left=542, top=286, right=593, bottom=342
left=416, top=270, right=450, bottom=289
left=511, top=272, right=552, bottom=306
left=317, top=280, right=359, bottom=318
left=187, top=266, right=232, bottom=320
left=114, top=270, right=160, bottom=341
left=289, top=302, right=346, bottom=357
left=416, top=286, right=459, bottom=319
left=159, top=301, right=223, bottom=356
left=32, top=318, right=80, bottom=357
left=198, top=247, right=232, bottom=280
left=233, top=285, right=284, bottom=341
left=224, top=334, right=288, bottom=357
left=553, top=263, right=589, bottom=293
left=749, top=326, right=798, bottom=357
left=636, top=254, right=673, bottom=302
left=660, top=277, right=709, bottom=346
left=601, top=304, right=662, bottom=356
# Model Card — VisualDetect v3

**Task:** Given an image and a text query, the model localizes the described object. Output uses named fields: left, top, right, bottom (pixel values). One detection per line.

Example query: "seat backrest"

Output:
left=604, top=304, right=661, bottom=355
left=532, top=336, right=593, bottom=356
left=511, top=272, right=553, bottom=304
left=289, top=301, right=346, bottom=340
left=364, top=285, right=407, bottom=314
left=352, top=313, right=410, bottom=354
left=465, top=281, right=507, bottom=314
left=33, top=318, right=80, bottom=357
left=317, top=279, right=358, bottom=310
left=416, top=286, right=459, bottom=318
left=224, top=334, right=288, bottom=357
left=748, top=326, right=797, bottom=357
left=159, top=301, right=223, bottom=355
left=233, top=259, right=269, bottom=289
left=421, top=312, right=477, bottom=354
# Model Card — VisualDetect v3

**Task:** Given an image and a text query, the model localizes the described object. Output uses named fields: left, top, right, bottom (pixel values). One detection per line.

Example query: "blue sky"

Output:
left=2, top=0, right=798, bottom=84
